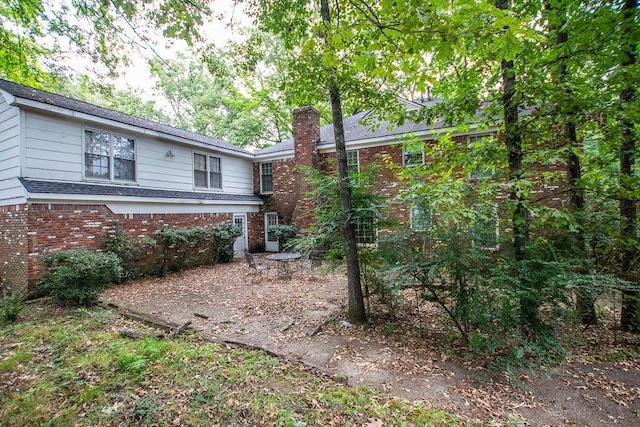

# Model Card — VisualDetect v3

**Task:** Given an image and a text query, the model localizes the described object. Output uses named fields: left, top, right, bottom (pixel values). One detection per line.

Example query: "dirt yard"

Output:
left=100, top=259, right=640, bottom=426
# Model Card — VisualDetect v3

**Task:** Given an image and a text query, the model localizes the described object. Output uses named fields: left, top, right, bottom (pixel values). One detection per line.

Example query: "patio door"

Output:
left=233, top=214, right=248, bottom=255
left=265, top=212, right=279, bottom=252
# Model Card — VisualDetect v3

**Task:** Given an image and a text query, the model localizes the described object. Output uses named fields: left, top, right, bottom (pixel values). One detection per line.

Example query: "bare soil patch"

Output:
left=101, top=259, right=640, bottom=426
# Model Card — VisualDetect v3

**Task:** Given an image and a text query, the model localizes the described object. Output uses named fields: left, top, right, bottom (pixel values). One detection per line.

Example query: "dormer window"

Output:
left=84, top=129, right=136, bottom=182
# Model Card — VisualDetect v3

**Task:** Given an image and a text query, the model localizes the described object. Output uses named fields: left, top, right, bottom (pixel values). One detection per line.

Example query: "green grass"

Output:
left=0, top=302, right=467, bottom=426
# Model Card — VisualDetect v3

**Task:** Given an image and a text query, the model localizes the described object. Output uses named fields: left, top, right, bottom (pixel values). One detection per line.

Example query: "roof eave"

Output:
left=253, top=149, right=295, bottom=162
left=25, top=192, right=263, bottom=205
left=10, top=96, right=254, bottom=160
left=318, top=123, right=499, bottom=153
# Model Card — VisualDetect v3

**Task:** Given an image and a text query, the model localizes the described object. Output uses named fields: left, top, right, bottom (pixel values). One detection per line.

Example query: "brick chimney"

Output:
left=291, top=106, right=320, bottom=231
left=293, top=106, right=320, bottom=168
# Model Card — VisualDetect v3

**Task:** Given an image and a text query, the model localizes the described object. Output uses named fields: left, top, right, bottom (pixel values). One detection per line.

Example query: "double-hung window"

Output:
left=403, top=144, right=424, bottom=166
left=355, top=218, right=377, bottom=247
left=346, top=150, right=360, bottom=175
left=84, top=130, right=136, bottom=181
left=468, top=134, right=495, bottom=179
left=194, top=153, right=222, bottom=189
left=471, top=204, right=499, bottom=249
left=410, top=204, right=433, bottom=232
left=260, top=162, right=273, bottom=193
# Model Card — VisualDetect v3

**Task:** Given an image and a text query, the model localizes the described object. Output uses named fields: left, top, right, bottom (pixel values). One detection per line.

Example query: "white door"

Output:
left=233, top=214, right=248, bottom=255
left=265, top=212, right=279, bottom=252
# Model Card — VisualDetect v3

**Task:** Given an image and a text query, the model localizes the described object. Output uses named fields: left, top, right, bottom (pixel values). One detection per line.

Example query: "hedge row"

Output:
left=38, top=224, right=241, bottom=306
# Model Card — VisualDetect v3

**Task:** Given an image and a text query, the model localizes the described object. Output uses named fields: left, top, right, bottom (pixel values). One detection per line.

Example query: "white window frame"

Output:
left=260, top=162, right=274, bottom=194
left=410, top=204, right=432, bottom=232
left=346, top=149, right=360, bottom=174
left=467, top=134, right=495, bottom=179
left=471, top=203, right=499, bottom=250
left=355, top=218, right=378, bottom=247
left=193, top=152, right=223, bottom=190
left=402, top=144, right=424, bottom=167
left=83, top=129, right=137, bottom=182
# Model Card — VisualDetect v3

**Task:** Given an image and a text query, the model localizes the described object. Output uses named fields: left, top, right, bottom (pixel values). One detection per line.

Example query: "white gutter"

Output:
left=253, top=150, right=295, bottom=162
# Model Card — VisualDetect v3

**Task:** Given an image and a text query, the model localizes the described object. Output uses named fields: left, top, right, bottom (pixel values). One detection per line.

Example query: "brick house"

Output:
left=254, top=102, right=567, bottom=251
left=0, top=79, right=262, bottom=294
left=0, top=78, right=564, bottom=293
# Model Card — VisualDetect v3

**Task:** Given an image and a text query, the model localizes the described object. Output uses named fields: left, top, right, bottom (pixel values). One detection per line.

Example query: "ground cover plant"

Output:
left=0, top=302, right=463, bottom=426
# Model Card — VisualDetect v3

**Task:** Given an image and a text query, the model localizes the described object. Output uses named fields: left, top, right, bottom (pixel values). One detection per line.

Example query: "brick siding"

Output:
left=0, top=203, right=241, bottom=294
left=0, top=204, right=29, bottom=295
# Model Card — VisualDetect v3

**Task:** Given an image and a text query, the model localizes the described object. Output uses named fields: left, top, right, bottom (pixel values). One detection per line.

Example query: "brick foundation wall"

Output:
left=0, top=204, right=29, bottom=295
left=23, top=203, right=239, bottom=292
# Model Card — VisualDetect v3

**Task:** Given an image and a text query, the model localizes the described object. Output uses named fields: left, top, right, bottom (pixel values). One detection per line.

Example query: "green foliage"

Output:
left=104, top=227, right=157, bottom=281
left=368, top=218, right=578, bottom=363
left=0, top=304, right=460, bottom=426
left=0, top=291, right=24, bottom=324
left=208, top=223, right=242, bottom=264
left=52, top=75, right=172, bottom=125
left=298, top=163, right=392, bottom=259
left=3, top=0, right=213, bottom=86
left=157, top=223, right=242, bottom=273
left=158, top=226, right=208, bottom=273
left=266, top=224, right=297, bottom=251
left=38, top=250, right=123, bottom=306
left=149, top=51, right=277, bottom=147
left=0, top=0, right=52, bottom=86
left=105, top=223, right=241, bottom=280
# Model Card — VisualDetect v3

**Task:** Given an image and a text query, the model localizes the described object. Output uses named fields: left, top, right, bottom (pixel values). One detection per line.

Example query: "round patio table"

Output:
left=265, top=252, right=301, bottom=279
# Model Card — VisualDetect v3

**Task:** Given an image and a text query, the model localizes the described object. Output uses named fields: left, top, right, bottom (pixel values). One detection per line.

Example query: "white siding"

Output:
left=223, top=156, right=254, bottom=194
left=22, top=110, right=255, bottom=194
left=0, top=178, right=26, bottom=206
left=23, top=111, right=83, bottom=181
left=136, top=141, right=195, bottom=189
left=0, top=95, right=21, bottom=186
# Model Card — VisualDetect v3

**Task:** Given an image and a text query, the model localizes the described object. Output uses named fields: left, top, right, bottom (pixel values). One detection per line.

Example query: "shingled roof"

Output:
left=0, top=79, right=251, bottom=156
left=255, top=99, right=453, bottom=156
left=20, top=178, right=262, bottom=203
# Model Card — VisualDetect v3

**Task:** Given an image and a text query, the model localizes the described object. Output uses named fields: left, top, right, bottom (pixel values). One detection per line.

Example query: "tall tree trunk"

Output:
left=546, top=1, right=595, bottom=324
left=619, top=0, right=639, bottom=333
left=566, top=121, right=596, bottom=324
left=496, top=0, right=539, bottom=332
left=320, top=0, right=367, bottom=324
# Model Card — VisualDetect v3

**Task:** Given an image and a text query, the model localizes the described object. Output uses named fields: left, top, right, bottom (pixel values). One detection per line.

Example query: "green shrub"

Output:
left=158, top=226, right=209, bottom=272
left=1, top=290, right=24, bottom=324
left=156, top=223, right=241, bottom=273
left=38, top=250, right=123, bottom=306
left=209, top=223, right=242, bottom=263
left=105, top=227, right=157, bottom=280
left=266, top=224, right=297, bottom=251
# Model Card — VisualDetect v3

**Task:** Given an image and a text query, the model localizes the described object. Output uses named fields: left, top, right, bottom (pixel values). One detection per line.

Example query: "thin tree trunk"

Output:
left=619, top=0, right=638, bottom=332
left=320, top=0, right=367, bottom=324
left=496, top=0, right=539, bottom=332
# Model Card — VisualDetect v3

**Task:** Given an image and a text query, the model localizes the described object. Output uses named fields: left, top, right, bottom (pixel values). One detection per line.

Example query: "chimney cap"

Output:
left=293, top=105, right=320, bottom=116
